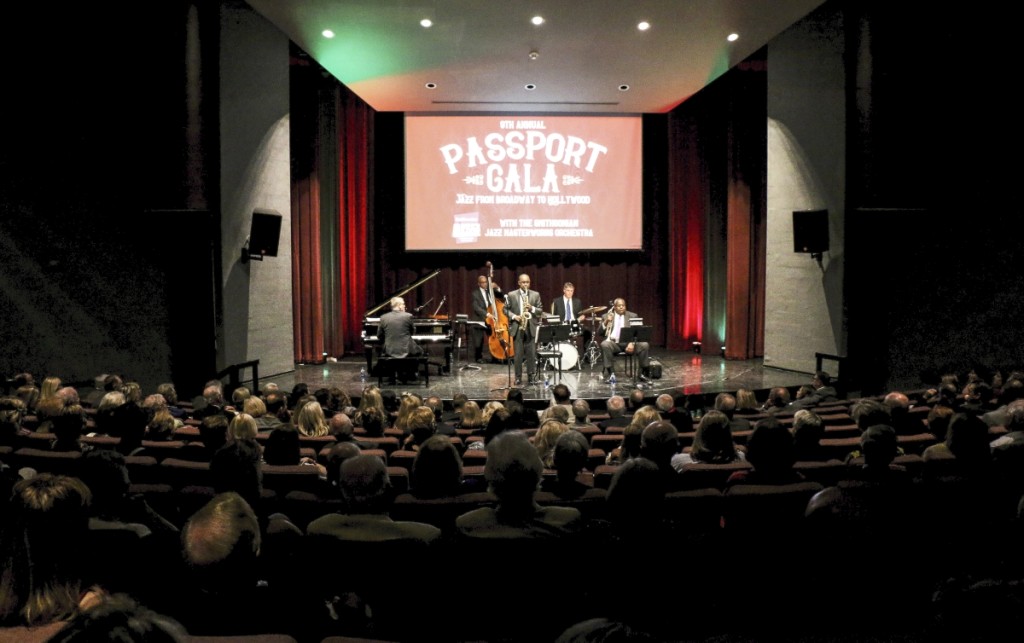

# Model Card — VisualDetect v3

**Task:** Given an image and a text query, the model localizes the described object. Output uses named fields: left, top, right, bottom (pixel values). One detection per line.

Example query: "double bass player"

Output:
left=471, top=275, right=503, bottom=363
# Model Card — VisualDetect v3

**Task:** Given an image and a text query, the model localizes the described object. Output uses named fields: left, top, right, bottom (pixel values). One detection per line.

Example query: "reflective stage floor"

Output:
left=269, top=347, right=815, bottom=407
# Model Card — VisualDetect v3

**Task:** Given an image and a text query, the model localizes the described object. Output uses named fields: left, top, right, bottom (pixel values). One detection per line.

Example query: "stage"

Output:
left=269, top=347, right=816, bottom=408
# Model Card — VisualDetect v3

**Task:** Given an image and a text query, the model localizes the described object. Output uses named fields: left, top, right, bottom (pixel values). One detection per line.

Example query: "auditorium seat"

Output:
left=11, top=447, right=81, bottom=475
left=677, top=461, right=753, bottom=491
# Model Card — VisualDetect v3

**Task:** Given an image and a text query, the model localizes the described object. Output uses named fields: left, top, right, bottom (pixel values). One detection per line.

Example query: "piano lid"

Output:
left=364, top=269, right=441, bottom=318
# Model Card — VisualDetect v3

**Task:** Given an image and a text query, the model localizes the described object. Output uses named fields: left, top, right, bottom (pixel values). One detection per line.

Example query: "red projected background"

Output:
left=405, top=115, right=643, bottom=251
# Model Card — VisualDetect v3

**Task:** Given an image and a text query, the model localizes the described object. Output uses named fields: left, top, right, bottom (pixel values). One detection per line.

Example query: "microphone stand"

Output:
left=492, top=293, right=517, bottom=392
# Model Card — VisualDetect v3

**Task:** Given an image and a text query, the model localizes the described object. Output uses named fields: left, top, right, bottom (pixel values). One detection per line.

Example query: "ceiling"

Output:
left=245, top=0, right=826, bottom=114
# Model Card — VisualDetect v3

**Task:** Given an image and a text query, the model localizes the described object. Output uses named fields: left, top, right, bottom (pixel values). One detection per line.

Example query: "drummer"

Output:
left=551, top=282, right=593, bottom=360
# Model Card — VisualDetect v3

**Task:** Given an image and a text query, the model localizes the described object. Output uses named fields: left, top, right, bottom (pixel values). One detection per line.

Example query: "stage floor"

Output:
left=268, top=347, right=814, bottom=406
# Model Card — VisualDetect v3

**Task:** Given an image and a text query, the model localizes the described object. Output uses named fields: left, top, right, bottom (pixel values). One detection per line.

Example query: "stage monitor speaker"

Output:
left=249, top=210, right=282, bottom=257
left=792, top=209, right=829, bottom=254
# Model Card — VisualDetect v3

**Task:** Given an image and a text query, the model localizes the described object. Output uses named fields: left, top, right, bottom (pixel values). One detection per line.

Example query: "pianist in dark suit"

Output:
left=379, top=296, right=424, bottom=359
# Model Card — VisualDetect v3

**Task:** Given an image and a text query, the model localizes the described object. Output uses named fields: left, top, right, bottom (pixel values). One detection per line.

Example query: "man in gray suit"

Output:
left=504, top=273, right=542, bottom=386
left=599, top=298, right=651, bottom=383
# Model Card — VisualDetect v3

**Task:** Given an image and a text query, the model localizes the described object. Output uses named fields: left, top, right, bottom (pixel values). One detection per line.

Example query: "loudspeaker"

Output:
left=249, top=211, right=282, bottom=257
left=792, top=209, right=829, bottom=254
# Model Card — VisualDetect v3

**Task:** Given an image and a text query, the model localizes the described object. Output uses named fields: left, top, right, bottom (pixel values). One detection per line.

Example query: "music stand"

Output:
left=536, top=324, right=571, bottom=379
left=616, top=326, right=652, bottom=386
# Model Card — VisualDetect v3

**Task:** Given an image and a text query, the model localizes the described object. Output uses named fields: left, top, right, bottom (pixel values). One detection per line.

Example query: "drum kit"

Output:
left=539, top=304, right=607, bottom=371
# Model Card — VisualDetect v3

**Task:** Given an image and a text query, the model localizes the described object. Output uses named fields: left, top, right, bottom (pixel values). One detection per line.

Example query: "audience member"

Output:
left=540, top=430, right=596, bottom=500
left=410, top=434, right=464, bottom=499
left=533, top=418, right=569, bottom=469
left=726, top=417, right=803, bottom=485
left=48, top=593, right=187, bottom=643
left=598, top=395, right=629, bottom=432
left=671, top=410, right=745, bottom=470
left=792, top=409, right=828, bottom=461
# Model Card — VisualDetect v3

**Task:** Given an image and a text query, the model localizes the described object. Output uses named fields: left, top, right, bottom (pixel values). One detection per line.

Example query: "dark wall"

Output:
left=843, top=2, right=1024, bottom=392
left=1, top=3, right=217, bottom=395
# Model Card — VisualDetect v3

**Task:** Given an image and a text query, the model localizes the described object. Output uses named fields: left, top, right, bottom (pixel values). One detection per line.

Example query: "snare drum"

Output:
left=546, top=342, right=579, bottom=371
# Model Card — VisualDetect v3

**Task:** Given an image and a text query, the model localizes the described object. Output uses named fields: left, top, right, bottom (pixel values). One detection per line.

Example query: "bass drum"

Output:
left=547, top=342, right=578, bottom=371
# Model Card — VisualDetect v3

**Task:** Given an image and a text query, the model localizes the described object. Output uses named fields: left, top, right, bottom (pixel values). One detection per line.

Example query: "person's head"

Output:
left=562, top=282, right=575, bottom=298
left=295, top=401, right=329, bottom=437
left=227, top=412, right=258, bottom=442
left=606, top=395, right=626, bottom=418
left=460, top=400, right=484, bottom=428
left=883, top=391, right=911, bottom=412
left=551, top=383, right=571, bottom=405
left=640, top=420, right=680, bottom=470
left=691, top=410, right=738, bottom=464
left=517, top=273, right=531, bottom=292
left=182, top=492, right=261, bottom=588
left=231, top=386, right=251, bottom=408
left=263, top=390, right=287, bottom=416
left=394, top=393, right=424, bottom=432
left=851, top=400, right=892, bottom=432
left=242, top=395, right=267, bottom=418
left=944, top=412, right=992, bottom=467
left=0, top=396, right=26, bottom=446
left=40, top=375, right=63, bottom=400
left=199, top=414, right=230, bottom=452
left=339, top=454, right=392, bottom=513
left=77, top=449, right=131, bottom=518
left=210, top=440, right=263, bottom=509
left=156, top=383, right=179, bottom=406
left=360, top=408, right=386, bottom=437
left=745, top=417, right=795, bottom=475
left=813, top=371, right=832, bottom=388
left=534, top=419, right=569, bottom=467
left=477, top=275, right=489, bottom=289
left=406, top=405, right=437, bottom=448
left=329, top=412, right=355, bottom=440
left=390, top=296, right=406, bottom=312
left=323, top=441, right=362, bottom=489
left=627, top=405, right=661, bottom=434
left=795, top=385, right=816, bottom=400
left=424, top=395, right=444, bottom=422
left=481, top=400, right=506, bottom=427
left=47, top=593, right=187, bottom=643
left=767, top=387, right=791, bottom=408
left=572, top=399, right=591, bottom=422
left=606, top=457, right=664, bottom=525
left=628, top=389, right=645, bottom=410
left=51, top=404, right=87, bottom=449
left=655, top=394, right=674, bottom=414
left=926, top=404, right=954, bottom=441
left=483, top=406, right=512, bottom=444
left=736, top=388, right=758, bottom=410
left=792, top=409, right=824, bottom=457
left=263, top=427, right=301, bottom=465
left=0, top=474, right=92, bottom=626
left=612, top=298, right=627, bottom=315
left=145, top=410, right=177, bottom=442
left=121, top=382, right=143, bottom=405
left=860, top=424, right=898, bottom=468
left=553, top=430, right=589, bottom=479
left=485, top=431, right=543, bottom=505
left=555, top=617, right=653, bottom=643
left=411, top=434, right=463, bottom=498
left=539, top=404, right=570, bottom=425
left=452, top=392, right=469, bottom=412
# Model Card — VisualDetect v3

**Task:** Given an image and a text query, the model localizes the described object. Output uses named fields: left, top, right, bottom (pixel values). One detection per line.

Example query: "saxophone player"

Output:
left=600, top=298, right=651, bottom=383
left=505, top=273, right=542, bottom=386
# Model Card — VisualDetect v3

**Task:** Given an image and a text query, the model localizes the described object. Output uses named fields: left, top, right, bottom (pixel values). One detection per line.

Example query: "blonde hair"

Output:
left=228, top=413, right=258, bottom=441
left=481, top=401, right=505, bottom=427
left=243, top=396, right=267, bottom=418
left=533, top=419, right=569, bottom=468
left=295, top=403, right=329, bottom=438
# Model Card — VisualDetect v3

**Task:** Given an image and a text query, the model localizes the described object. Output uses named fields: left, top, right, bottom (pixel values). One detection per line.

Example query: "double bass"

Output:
left=484, top=261, right=514, bottom=361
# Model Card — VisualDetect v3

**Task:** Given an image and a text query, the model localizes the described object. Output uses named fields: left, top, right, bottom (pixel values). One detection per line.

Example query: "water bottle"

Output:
left=359, top=367, right=367, bottom=383
left=609, top=372, right=617, bottom=387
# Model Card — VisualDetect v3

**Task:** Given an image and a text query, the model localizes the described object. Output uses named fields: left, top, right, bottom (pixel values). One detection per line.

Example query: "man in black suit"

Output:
left=504, top=273, right=542, bottom=386
left=550, top=282, right=591, bottom=361
left=471, top=274, right=504, bottom=363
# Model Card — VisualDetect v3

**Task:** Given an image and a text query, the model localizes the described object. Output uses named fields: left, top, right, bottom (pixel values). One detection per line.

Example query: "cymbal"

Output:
left=579, top=305, right=607, bottom=316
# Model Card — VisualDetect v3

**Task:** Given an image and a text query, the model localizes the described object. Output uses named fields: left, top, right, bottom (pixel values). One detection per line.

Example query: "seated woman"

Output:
left=670, top=410, right=745, bottom=471
left=0, top=474, right=103, bottom=641
left=262, top=427, right=327, bottom=478
left=454, top=400, right=484, bottom=433
left=605, top=405, right=661, bottom=465
left=792, top=409, right=829, bottom=461
left=726, top=417, right=805, bottom=486
left=410, top=434, right=465, bottom=499
left=532, top=419, right=569, bottom=469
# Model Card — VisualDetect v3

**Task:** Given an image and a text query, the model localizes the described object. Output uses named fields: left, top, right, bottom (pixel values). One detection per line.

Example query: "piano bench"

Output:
left=373, top=356, right=430, bottom=386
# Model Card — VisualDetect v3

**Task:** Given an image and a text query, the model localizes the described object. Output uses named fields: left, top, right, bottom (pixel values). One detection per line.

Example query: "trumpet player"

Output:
left=601, top=298, right=652, bottom=383
left=505, top=273, right=542, bottom=386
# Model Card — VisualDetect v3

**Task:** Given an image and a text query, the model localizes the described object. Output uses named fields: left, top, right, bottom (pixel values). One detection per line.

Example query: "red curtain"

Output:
left=668, top=112, right=705, bottom=351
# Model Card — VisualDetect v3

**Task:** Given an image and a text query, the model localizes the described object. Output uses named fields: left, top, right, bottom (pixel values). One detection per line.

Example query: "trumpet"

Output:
left=603, top=311, right=614, bottom=335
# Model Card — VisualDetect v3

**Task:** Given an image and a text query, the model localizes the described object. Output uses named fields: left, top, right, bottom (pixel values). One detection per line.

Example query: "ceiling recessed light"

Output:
left=637, top=21, right=651, bottom=31
left=420, top=19, right=432, bottom=28
left=531, top=16, right=545, bottom=26
left=727, top=33, right=739, bottom=42
left=321, top=29, right=335, bottom=39
left=524, top=83, right=537, bottom=91
left=425, top=82, right=437, bottom=89
left=618, top=84, right=630, bottom=92
left=528, top=50, right=539, bottom=61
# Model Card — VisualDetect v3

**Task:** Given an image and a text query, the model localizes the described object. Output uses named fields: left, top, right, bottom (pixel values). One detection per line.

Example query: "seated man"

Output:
left=599, top=298, right=651, bottom=383
left=377, top=296, right=423, bottom=384
left=456, top=431, right=582, bottom=538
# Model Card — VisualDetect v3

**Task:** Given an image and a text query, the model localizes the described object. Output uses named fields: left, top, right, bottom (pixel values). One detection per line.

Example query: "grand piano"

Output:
left=362, top=269, right=453, bottom=376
